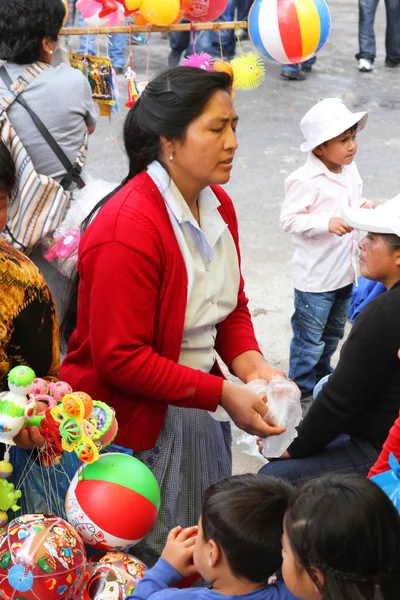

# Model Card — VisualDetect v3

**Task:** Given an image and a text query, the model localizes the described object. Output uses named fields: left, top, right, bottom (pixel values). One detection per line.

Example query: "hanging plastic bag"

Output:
left=248, top=376, right=302, bottom=459
left=370, top=453, right=400, bottom=513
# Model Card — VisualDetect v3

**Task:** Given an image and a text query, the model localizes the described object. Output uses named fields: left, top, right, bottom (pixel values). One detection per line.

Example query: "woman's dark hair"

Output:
left=381, top=233, right=400, bottom=251
left=0, top=140, right=16, bottom=193
left=61, top=67, right=232, bottom=348
left=285, top=474, right=400, bottom=600
left=201, top=474, right=293, bottom=583
left=0, top=0, right=65, bottom=64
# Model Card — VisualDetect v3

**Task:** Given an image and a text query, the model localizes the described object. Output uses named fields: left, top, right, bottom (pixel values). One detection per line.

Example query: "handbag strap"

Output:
left=0, top=63, right=85, bottom=190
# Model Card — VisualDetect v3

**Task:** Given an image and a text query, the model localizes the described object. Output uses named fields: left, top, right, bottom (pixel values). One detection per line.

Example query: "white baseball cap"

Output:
left=300, top=98, right=368, bottom=152
left=342, top=196, right=400, bottom=237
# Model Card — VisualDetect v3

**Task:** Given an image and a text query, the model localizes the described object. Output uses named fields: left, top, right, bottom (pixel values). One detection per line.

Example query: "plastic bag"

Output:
left=248, top=376, right=302, bottom=459
left=370, top=453, right=400, bottom=513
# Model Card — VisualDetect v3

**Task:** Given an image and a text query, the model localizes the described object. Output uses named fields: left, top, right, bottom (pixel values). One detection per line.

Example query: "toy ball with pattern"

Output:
left=81, top=552, right=148, bottom=599
left=66, top=453, right=160, bottom=550
left=249, top=0, right=331, bottom=65
left=0, top=514, right=87, bottom=600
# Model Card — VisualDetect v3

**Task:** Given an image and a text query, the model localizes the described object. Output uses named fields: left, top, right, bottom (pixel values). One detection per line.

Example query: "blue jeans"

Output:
left=258, top=435, right=379, bottom=483
left=77, top=13, right=127, bottom=68
left=281, top=56, right=316, bottom=74
left=289, top=284, right=352, bottom=398
left=356, top=0, right=400, bottom=63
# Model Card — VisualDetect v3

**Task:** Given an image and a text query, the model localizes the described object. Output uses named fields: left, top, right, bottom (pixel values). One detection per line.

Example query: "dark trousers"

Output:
left=356, top=0, right=400, bottom=63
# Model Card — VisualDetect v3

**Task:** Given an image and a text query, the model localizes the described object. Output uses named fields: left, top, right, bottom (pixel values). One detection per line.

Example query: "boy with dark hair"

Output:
left=128, top=474, right=296, bottom=600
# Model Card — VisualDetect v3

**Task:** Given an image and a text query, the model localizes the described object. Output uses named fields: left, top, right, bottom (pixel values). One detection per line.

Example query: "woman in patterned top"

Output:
left=0, top=140, right=59, bottom=447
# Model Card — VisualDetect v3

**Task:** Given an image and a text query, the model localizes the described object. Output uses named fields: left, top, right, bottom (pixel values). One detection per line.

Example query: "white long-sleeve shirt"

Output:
left=280, top=152, right=365, bottom=293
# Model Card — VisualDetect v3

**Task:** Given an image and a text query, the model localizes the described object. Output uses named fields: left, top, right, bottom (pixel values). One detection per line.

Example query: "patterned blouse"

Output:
left=0, top=238, right=59, bottom=391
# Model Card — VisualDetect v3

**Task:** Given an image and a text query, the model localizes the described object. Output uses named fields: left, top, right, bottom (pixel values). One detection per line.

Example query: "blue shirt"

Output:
left=128, top=559, right=298, bottom=600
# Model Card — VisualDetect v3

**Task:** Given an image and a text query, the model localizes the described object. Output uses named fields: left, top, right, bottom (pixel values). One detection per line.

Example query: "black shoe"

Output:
left=280, top=70, right=306, bottom=81
left=168, top=49, right=182, bottom=68
left=114, top=66, right=124, bottom=75
left=385, top=58, right=400, bottom=68
left=301, top=65, right=313, bottom=73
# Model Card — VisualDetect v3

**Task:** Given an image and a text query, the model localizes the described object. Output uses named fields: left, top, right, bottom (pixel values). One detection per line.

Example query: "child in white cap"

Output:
left=280, top=98, right=375, bottom=400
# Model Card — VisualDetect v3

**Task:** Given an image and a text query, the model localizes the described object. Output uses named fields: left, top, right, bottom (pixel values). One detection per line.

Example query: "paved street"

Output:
left=76, top=0, right=400, bottom=473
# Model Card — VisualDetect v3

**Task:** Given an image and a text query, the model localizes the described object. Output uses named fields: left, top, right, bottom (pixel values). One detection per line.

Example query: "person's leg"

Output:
left=108, top=32, right=127, bottom=71
left=301, top=56, right=317, bottom=72
left=315, top=284, right=352, bottom=382
left=169, top=18, right=191, bottom=66
left=289, top=289, right=336, bottom=398
left=281, top=63, right=306, bottom=80
left=77, top=12, right=96, bottom=56
left=356, top=0, right=379, bottom=63
left=384, top=0, right=400, bottom=66
left=258, top=435, right=379, bottom=484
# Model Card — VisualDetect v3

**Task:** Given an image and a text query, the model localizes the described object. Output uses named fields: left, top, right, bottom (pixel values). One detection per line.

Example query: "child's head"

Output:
left=299, top=98, right=368, bottom=172
left=282, top=474, right=400, bottom=600
left=0, top=141, right=15, bottom=232
left=194, top=474, right=293, bottom=585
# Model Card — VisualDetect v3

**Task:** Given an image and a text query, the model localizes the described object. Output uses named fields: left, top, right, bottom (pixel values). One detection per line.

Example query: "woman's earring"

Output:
left=169, top=151, right=174, bottom=162
left=49, top=50, right=54, bottom=54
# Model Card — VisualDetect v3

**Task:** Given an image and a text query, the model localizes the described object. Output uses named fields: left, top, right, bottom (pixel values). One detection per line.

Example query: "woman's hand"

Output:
left=221, top=381, right=286, bottom=438
left=256, top=438, right=291, bottom=460
left=161, top=526, right=198, bottom=578
left=13, top=426, right=46, bottom=450
left=231, top=351, right=286, bottom=384
left=246, top=361, right=286, bottom=384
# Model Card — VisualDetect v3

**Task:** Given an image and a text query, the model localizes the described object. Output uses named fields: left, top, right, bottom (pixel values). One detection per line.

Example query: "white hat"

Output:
left=300, top=98, right=368, bottom=152
left=342, top=196, right=400, bottom=237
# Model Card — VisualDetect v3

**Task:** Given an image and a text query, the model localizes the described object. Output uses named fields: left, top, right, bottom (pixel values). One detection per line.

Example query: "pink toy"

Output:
left=44, top=228, right=80, bottom=263
left=48, top=381, right=73, bottom=402
left=30, top=378, right=49, bottom=395
left=182, top=51, right=214, bottom=70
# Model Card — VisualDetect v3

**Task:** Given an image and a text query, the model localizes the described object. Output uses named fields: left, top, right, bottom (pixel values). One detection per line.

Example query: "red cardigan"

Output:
left=60, top=171, right=261, bottom=451
left=369, top=411, right=400, bottom=477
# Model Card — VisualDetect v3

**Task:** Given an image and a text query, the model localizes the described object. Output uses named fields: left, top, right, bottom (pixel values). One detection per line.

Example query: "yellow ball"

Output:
left=125, top=0, right=142, bottom=10
left=140, top=0, right=180, bottom=25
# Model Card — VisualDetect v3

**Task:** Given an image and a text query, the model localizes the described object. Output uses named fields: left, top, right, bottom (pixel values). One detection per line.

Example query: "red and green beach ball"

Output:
left=66, top=453, right=160, bottom=550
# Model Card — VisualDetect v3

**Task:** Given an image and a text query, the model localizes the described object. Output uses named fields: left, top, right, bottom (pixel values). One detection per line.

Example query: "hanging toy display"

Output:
left=182, top=51, right=214, bottom=70
left=125, top=66, right=140, bottom=108
left=248, top=0, right=331, bottom=65
left=230, top=52, right=265, bottom=90
left=81, top=552, right=148, bottom=599
left=66, top=453, right=161, bottom=550
left=0, top=514, right=87, bottom=600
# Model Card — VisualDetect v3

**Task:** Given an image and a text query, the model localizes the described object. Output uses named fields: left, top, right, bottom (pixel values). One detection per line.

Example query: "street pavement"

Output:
left=78, top=0, right=400, bottom=474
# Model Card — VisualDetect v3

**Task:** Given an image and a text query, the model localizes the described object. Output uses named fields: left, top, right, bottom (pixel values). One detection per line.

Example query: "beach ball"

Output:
left=185, top=0, right=229, bottom=22
left=66, top=453, right=161, bottom=550
left=249, top=0, right=331, bottom=65
left=81, top=552, right=148, bottom=599
left=0, top=514, right=87, bottom=600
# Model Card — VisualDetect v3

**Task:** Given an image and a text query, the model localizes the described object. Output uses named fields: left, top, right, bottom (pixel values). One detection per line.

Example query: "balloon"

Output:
left=140, top=0, right=180, bottom=25
left=185, top=0, right=228, bottom=22
left=122, top=0, right=142, bottom=11
left=80, top=552, right=148, bottom=599
left=249, top=0, right=331, bottom=65
left=66, top=453, right=161, bottom=550
left=0, top=514, right=87, bottom=600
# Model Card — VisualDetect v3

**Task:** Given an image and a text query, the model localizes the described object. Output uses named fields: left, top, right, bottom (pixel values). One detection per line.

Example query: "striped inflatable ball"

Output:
left=249, top=0, right=331, bottom=65
left=66, top=453, right=160, bottom=550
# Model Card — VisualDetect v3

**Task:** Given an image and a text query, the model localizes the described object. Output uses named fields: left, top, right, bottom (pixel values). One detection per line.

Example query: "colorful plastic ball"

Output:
left=0, top=514, right=87, bottom=600
left=140, top=0, right=180, bottom=25
left=80, top=552, right=148, bottom=599
left=66, top=453, right=161, bottom=550
left=248, top=0, right=331, bottom=65
left=185, top=0, right=228, bottom=22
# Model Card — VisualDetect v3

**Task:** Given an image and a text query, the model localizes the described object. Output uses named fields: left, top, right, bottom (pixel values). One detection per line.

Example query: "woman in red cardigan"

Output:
left=60, top=67, right=285, bottom=566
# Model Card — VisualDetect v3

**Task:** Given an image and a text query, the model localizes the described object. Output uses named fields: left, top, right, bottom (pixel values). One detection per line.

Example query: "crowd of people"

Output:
left=0, top=1, right=400, bottom=599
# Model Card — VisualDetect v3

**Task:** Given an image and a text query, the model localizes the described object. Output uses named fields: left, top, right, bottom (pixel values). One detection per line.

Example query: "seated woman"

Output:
left=260, top=198, right=400, bottom=482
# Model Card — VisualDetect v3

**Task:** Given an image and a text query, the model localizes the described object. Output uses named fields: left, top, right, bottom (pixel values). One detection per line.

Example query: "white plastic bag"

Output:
left=247, top=376, right=302, bottom=459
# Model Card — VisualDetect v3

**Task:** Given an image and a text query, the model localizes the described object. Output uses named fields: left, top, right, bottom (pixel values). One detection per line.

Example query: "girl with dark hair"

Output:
left=282, top=474, right=400, bottom=600
left=60, top=66, right=286, bottom=566
left=260, top=198, right=400, bottom=483
left=0, top=0, right=97, bottom=304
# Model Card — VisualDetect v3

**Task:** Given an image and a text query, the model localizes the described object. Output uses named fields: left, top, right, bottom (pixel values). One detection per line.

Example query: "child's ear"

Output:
left=208, top=540, right=221, bottom=567
left=313, top=145, right=324, bottom=157
left=310, top=567, right=324, bottom=593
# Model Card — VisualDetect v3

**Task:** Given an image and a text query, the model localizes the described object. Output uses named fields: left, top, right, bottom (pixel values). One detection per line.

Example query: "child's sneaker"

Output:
left=358, top=58, right=373, bottom=72
left=131, top=33, right=147, bottom=45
